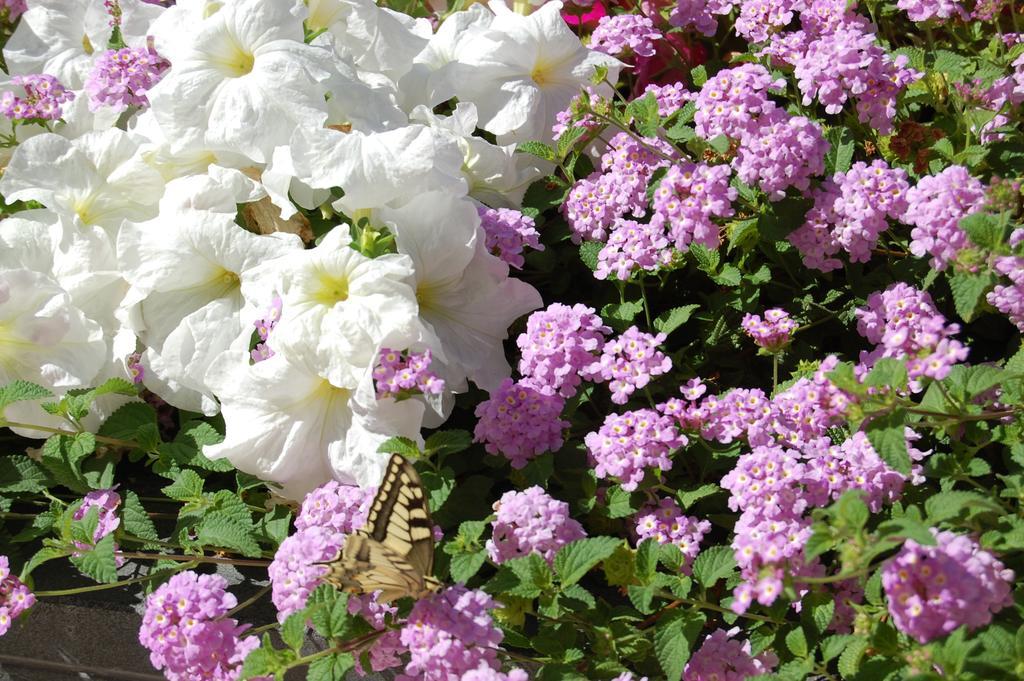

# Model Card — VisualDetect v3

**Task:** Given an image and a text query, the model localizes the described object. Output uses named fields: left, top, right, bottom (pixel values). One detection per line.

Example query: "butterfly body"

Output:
left=320, top=454, right=441, bottom=603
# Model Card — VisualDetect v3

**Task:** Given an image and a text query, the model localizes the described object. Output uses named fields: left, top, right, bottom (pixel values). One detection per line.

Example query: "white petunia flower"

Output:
left=242, top=226, right=420, bottom=389
left=411, top=103, right=549, bottom=208
left=203, top=350, right=425, bottom=498
left=378, top=192, right=542, bottom=391
left=0, top=268, right=107, bottom=437
left=397, top=2, right=493, bottom=111
left=289, top=124, right=466, bottom=213
left=4, top=0, right=164, bottom=86
left=118, top=175, right=303, bottom=413
left=0, top=130, right=165, bottom=241
left=146, top=0, right=333, bottom=163
left=451, top=0, right=621, bottom=144
left=308, top=0, right=430, bottom=82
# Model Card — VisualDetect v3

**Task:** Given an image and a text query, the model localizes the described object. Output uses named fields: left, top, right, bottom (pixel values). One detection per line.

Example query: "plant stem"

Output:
left=36, top=569, right=181, bottom=597
left=117, top=551, right=271, bottom=568
left=1, top=421, right=139, bottom=449
left=651, top=591, right=784, bottom=624
left=795, top=568, right=870, bottom=585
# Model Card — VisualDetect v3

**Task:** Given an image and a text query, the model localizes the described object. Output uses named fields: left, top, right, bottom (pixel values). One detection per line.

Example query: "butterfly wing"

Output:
left=361, top=453, right=435, bottom=578
left=323, top=533, right=431, bottom=603
left=320, top=454, right=438, bottom=602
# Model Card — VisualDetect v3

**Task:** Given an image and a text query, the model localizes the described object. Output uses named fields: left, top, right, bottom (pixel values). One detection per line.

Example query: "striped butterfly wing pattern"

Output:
left=322, top=454, right=441, bottom=603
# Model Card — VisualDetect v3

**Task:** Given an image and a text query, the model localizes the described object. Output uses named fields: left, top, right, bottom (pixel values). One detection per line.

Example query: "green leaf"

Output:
left=376, top=436, right=420, bottom=458
left=70, top=532, right=118, bottom=584
left=98, top=402, right=157, bottom=442
left=578, top=240, right=602, bottom=271
left=162, top=469, right=204, bottom=501
left=626, top=92, right=661, bottom=137
left=877, top=517, right=937, bottom=546
left=601, top=301, right=644, bottom=329
left=836, top=490, right=870, bottom=530
left=690, top=64, right=708, bottom=86
left=786, top=627, right=809, bottom=657
left=197, top=511, right=262, bottom=557
left=554, top=537, right=622, bottom=587
left=949, top=270, right=997, bottom=323
left=837, top=636, right=870, bottom=678
left=21, top=546, right=71, bottom=580
left=675, top=484, right=721, bottom=510
left=864, top=358, right=908, bottom=391
left=0, top=455, right=49, bottom=493
left=605, top=486, right=641, bottom=519
left=692, top=545, right=736, bottom=587
left=424, top=430, right=472, bottom=458
left=239, top=636, right=288, bottom=679
left=654, top=305, right=700, bottom=336
left=307, top=652, right=355, bottom=681
left=517, top=141, right=557, bottom=162
left=449, top=549, right=487, bottom=583
left=122, top=491, right=161, bottom=546
left=627, top=584, right=656, bottom=614
left=309, top=586, right=353, bottom=639
left=959, top=212, right=1004, bottom=249
left=864, top=409, right=911, bottom=475
left=40, top=433, right=96, bottom=493
left=825, top=127, right=855, bottom=174
left=90, top=377, right=137, bottom=398
left=420, top=468, right=455, bottom=513
left=635, top=539, right=658, bottom=581
left=0, top=380, right=52, bottom=413
left=654, top=611, right=705, bottom=679
left=281, top=611, right=307, bottom=650
left=925, top=490, right=1002, bottom=523
left=556, top=126, right=588, bottom=159
left=708, top=134, right=730, bottom=155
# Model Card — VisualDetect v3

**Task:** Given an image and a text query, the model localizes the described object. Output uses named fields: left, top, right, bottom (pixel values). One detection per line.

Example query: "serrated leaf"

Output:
left=420, top=469, right=454, bottom=513
left=864, top=358, right=908, bottom=391
left=517, top=141, right=557, bottom=162
left=949, top=270, right=997, bottom=322
left=692, top=545, right=736, bottom=587
left=122, top=491, right=160, bottom=546
left=676, top=483, right=720, bottom=509
left=959, top=212, right=1004, bottom=249
left=838, top=636, right=870, bottom=678
left=864, top=409, right=911, bottom=475
left=308, top=586, right=352, bottom=639
left=578, top=240, right=602, bottom=271
left=708, top=134, right=730, bottom=155
left=554, top=537, right=622, bottom=587
left=627, top=584, right=656, bottom=614
left=40, top=433, right=96, bottom=493
left=239, top=638, right=286, bottom=679
left=925, top=490, right=1002, bottom=523
left=377, top=436, right=420, bottom=458
left=282, top=611, right=307, bottom=650
left=0, top=455, right=49, bottom=493
left=825, top=127, right=855, bottom=174
left=20, top=546, right=70, bottom=580
left=70, top=532, right=118, bottom=583
left=604, top=486, right=641, bottom=519
left=308, top=652, right=355, bottom=681
left=654, top=305, right=700, bottom=336
left=91, top=377, right=137, bottom=397
left=98, top=402, right=156, bottom=442
left=636, top=539, right=658, bottom=581
left=424, top=430, right=472, bottom=457
left=786, top=627, right=808, bottom=657
left=449, top=550, right=487, bottom=583
left=162, top=469, right=204, bottom=501
left=654, top=611, right=705, bottom=679
left=557, top=126, right=588, bottom=159
left=601, top=300, right=644, bottom=327
left=836, top=490, right=870, bottom=529
left=197, top=512, right=261, bottom=557
left=0, top=380, right=52, bottom=413
left=626, top=92, right=660, bottom=137
left=690, top=64, right=708, bottom=86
